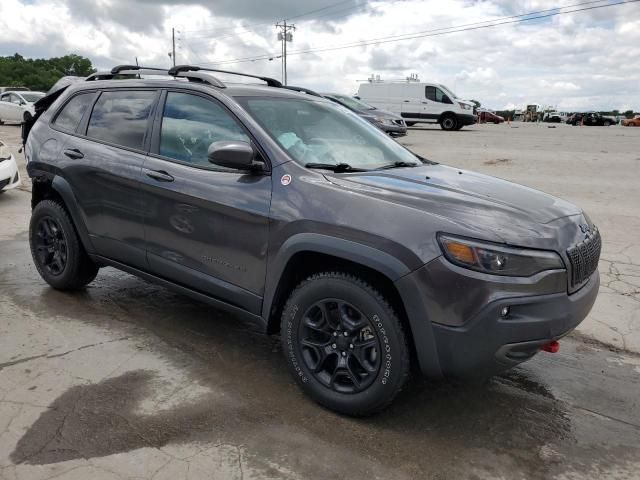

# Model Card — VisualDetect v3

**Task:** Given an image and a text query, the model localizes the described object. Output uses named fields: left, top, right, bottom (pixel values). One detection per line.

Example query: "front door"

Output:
left=142, top=90, right=271, bottom=314
left=0, top=93, right=24, bottom=122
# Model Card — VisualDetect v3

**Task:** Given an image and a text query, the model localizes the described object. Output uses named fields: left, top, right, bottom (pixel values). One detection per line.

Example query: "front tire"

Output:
left=29, top=200, right=99, bottom=290
left=281, top=272, right=410, bottom=416
left=440, top=114, right=458, bottom=131
left=23, top=111, right=32, bottom=124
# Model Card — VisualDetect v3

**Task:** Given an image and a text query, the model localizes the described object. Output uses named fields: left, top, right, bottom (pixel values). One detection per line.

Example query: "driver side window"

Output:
left=160, top=92, right=249, bottom=167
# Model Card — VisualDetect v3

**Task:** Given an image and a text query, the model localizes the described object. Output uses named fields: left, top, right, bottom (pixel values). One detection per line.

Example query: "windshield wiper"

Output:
left=305, top=162, right=369, bottom=173
left=375, top=161, right=420, bottom=170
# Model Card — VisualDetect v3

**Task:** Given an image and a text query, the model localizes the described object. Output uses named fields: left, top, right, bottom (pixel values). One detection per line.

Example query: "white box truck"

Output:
left=356, top=81, right=476, bottom=130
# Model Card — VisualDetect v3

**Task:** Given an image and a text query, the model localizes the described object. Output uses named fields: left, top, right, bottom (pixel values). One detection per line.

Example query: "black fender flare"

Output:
left=262, top=233, right=443, bottom=378
left=51, top=175, right=96, bottom=254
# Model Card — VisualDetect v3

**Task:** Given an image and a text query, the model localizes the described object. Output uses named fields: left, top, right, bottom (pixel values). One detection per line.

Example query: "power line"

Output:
left=198, top=0, right=637, bottom=67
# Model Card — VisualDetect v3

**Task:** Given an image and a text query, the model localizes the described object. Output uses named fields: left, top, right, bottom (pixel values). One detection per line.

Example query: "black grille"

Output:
left=567, top=228, right=601, bottom=289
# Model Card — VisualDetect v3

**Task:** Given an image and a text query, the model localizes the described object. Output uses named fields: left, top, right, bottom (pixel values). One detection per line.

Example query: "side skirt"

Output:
left=90, top=254, right=268, bottom=332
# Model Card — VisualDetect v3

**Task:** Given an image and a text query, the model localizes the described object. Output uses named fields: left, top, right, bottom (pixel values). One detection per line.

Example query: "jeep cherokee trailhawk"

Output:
left=23, top=66, right=601, bottom=415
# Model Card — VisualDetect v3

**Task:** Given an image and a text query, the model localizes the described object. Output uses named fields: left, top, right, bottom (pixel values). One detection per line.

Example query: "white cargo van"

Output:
left=356, top=82, right=476, bottom=130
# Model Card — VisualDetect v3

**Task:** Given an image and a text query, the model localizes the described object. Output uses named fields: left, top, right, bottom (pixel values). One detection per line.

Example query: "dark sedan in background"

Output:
left=322, top=93, right=407, bottom=137
left=568, top=112, right=617, bottom=126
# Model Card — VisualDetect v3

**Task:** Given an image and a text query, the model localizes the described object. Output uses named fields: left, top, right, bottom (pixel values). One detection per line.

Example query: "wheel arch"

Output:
left=263, top=234, right=437, bottom=374
left=438, top=111, right=458, bottom=123
left=32, top=175, right=95, bottom=254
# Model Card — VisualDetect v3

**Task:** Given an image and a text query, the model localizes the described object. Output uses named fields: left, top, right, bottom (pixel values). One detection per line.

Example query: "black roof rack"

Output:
left=90, top=64, right=284, bottom=89
left=281, top=85, right=322, bottom=97
left=111, top=65, right=167, bottom=74
left=168, top=65, right=282, bottom=88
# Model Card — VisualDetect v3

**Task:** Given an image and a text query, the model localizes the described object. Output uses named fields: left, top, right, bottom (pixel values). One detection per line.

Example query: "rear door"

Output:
left=142, top=89, right=271, bottom=314
left=61, top=88, right=159, bottom=268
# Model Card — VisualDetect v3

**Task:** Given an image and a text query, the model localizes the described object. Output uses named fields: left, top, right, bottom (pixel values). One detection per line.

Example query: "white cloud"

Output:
left=0, top=0, right=638, bottom=111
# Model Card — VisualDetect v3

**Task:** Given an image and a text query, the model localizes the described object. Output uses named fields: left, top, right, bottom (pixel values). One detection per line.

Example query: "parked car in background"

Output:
left=477, top=109, right=504, bottom=124
left=0, top=86, right=30, bottom=93
left=568, top=112, right=617, bottom=126
left=0, top=140, right=20, bottom=193
left=0, top=91, right=46, bottom=124
left=356, top=81, right=476, bottom=130
left=322, top=93, right=407, bottom=136
left=544, top=112, right=564, bottom=123
left=622, top=115, right=640, bottom=127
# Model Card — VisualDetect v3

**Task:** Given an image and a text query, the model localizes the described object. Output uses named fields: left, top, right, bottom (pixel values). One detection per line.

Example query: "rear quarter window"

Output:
left=53, top=92, right=95, bottom=133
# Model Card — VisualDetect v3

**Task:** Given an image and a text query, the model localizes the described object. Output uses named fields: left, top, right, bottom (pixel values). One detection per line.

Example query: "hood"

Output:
left=324, top=164, right=582, bottom=242
left=359, top=108, right=402, bottom=121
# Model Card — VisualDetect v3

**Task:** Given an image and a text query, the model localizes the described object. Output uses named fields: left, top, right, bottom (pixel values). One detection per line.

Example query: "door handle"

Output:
left=145, top=169, right=174, bottom=182
left=63, top=148, right=84, bottom=160
left=403, top=100, right=410, bottom=103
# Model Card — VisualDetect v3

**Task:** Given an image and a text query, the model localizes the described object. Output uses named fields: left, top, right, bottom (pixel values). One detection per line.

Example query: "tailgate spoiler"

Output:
left=21, top=75, right=86, bottom=146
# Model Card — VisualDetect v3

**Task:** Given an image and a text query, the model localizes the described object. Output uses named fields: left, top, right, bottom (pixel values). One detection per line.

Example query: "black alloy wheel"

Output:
left=299, top=298, right=381, bottom=394
left=34, top=216, right=68, bottom=276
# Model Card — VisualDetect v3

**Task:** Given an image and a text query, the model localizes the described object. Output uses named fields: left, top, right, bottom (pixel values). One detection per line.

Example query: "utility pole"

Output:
left=276, top=21, right=295, bottom=85
left=172, top=27, right=176, bottom=67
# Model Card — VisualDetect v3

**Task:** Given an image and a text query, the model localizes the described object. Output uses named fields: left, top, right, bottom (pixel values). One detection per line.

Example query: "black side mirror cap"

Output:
left=207, top=140, right=263, bottom=171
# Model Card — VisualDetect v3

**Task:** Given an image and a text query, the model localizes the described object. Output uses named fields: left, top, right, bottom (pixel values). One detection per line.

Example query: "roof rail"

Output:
left=88, top=64, right=284, bottom=90
left=281, top=85, right=322, bottom=97
left=168, top=65, right=282, bottom=88
left=111, top=65, right=168, bottom=74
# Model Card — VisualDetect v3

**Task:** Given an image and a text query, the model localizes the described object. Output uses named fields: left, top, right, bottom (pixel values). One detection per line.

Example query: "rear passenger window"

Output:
left=54, top=93, right=94, bottom=133
left=87, top=90, right=156, bottom=150
left=159, top=92, right=249, bottom=167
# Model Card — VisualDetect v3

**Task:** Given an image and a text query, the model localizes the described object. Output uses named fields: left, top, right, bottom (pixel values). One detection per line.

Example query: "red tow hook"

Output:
left=541, top=340, right=560, bottom=353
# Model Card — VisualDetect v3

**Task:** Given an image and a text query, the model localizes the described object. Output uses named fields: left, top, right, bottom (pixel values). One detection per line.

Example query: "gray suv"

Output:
left=24, top=65, right=601, bottom=416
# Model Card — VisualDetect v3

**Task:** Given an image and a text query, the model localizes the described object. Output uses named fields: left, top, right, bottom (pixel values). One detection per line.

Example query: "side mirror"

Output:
left=207, top=140, right=260, bottom=171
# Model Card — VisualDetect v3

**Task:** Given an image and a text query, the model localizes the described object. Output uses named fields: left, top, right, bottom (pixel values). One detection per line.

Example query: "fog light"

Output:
left=500, top=306, right=510, bottom=318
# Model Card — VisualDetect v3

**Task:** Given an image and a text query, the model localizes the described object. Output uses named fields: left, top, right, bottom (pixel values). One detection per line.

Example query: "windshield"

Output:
left=329, top=94, right=375, bottom=111
left=439, top=84, right=458, bottom=100
left=237, top=97, right=420, bottom=170
left=21, top=92, right=45, bottom=103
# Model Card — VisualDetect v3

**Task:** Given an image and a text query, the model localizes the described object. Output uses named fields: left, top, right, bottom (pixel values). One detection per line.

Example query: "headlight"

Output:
left=438, top=234, right=564, bottom=276
left=458, top=102, right=471, bottom=110
left=374, top=116, right=389, bottom=124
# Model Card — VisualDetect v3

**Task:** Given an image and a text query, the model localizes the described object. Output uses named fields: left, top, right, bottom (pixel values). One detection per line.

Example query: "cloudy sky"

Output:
left=0, top=0, right=638, bottom=110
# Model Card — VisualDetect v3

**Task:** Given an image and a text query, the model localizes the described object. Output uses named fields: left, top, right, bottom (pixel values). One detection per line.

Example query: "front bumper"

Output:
left=432, top=272, right=599, bottom=378
left=378, top=123, right=407, bottom=136
left=457, top=113, right=477, bottom=126
left=0, top=156, right=20, bottom=191
left=396, top=256, right=599, bottom=378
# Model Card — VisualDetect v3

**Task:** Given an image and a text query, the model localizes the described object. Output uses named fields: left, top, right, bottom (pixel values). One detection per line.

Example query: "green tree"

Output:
left=470, top=99, right=481, bottom=109
left=0, top=53, right=96, bottom=92
left=624, top=110, right=634, bottom=119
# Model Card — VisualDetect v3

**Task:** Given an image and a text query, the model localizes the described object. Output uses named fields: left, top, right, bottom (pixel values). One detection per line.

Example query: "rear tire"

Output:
left=603, top=121, right=611, bottom=126
left=23, top=111, right=32, bottom=124
left=281, top=272, right=410, bottom=416
left=440, top=114, right=458, bottom=131
left=29, top=200, right=99, bottom=290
